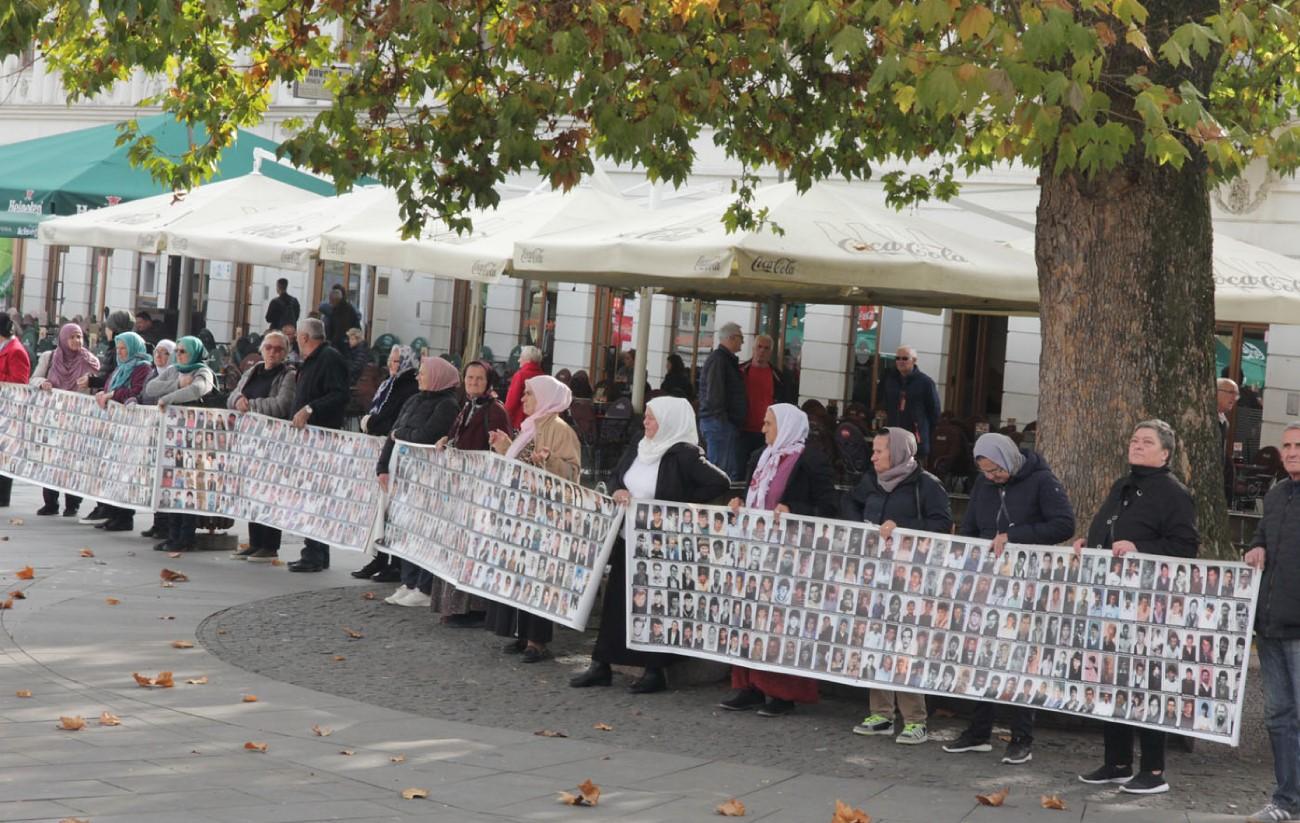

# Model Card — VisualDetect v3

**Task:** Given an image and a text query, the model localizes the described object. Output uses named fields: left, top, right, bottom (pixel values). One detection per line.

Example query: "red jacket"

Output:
left=0, top=338, right=30, bottom=385
left=505, top=360, right=544, bottom=430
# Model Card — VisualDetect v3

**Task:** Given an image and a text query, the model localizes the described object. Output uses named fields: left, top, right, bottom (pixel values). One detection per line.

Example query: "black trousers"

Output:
left=103, top=504, right=133, bottom=525
left=1104, top=723, right=1166, bottom=772
left=0, top=476, right=11, bottom=506
left=399, top=559, right=433, bottom=593
left=301, top=538, right=329, bottom=565
left=248, top=521, right=282, bottom=552
left=43, top=488, right=81, bottom=513
left=967, top=702, right=1035, bottom=743
left=488, top=604, right=553, bottom=644
left=168, top=513, right=197, bottom=548
left=593, top=539, right=674, bottom=668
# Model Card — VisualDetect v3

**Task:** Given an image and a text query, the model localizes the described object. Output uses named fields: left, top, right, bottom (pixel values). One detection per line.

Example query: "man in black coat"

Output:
left=877, top=346, right=941, bottom=457
left=325, top=284, right=360, bottom=353
left=697, top=321, right=747, bottom=479
left=288, top=317, right=350, bottom=572
left=265, top=278, right=301, bottom=331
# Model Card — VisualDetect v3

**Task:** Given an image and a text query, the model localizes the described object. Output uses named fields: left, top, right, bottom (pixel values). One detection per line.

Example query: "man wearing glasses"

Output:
left=877, top=346, right=940, bottom=458
left=1216, top=377, right=1239, bottom=502
left=697, top=321, right=748, bottom=479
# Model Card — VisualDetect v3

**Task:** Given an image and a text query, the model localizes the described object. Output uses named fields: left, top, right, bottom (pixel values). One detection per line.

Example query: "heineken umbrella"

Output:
left=0, top=115, right=335, bottom=239
left=510, top=180, right=1040, bottom=310
left=1009, top=232, right=1300, bottom=324
left=318, top=186, right=643, bottom=283
left=165, top=186, right=394, bottom=270
left=37, top=174, right=322, bottom=253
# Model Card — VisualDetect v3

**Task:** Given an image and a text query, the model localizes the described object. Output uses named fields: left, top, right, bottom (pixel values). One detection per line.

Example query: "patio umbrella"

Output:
left=36, top=174, right=323, bottom=253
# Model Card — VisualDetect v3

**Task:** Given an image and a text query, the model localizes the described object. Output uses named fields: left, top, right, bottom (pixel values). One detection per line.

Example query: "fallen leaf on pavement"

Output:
left=58, top=818, right=90, bottom=823
left=332, top=655, right=345, bottom=662
left=160, top=568, right=188, bottom=582
left=1041, top=795, right=1067, bottom=810
left=0, top=599, right=13, bottom=609
left=153, top=671, right=174, bottom=688
left=105, top=597, right=120, bottom=605
left=390, top=754, right=406, bottom=763
left=15, top=689, right=31, bottom=697
left=186, top=676, right=208, bottom=685
left=170, top=640, right=194, bottom=649
left=58, top=715, right=86, bottom=731
left=215, top=628, right=226, bottom=634
left=99, top=711, right=122, bottom=726
left=79, top=549, right=94, bottom=558
left=361, top=591, right=376, bottom=600
left=239, top=543, right=250, bottom=549
left=342, top=626, right=364, bottom=639
left=15, top=566, right=34, bottom=580
left=339, top=749, right=355, bottom=756
left=167, top=552, right=181, bottom=558
left=593, top=722, right=613, bottom=731
left=243, top=741, right=268, bottom=752
left=831, top=799, right=872, bottom=823
left=9, top=590, right=25, bottom=599
left=8, top=517, right=24, bottom=525
left=558, top=779, right=601, bottom=807
left=400, top=787, right=429, bottom=800
left=270, top=559, right=284, bottom=566
left=716, top=797, right=746, bottom=816
left=312, top=724, right=332, bottom=736
left=976, top=788, right=1010, bottom=807
left=132, top=672, right=154, bottom=687
left=534, top=729, right=568, bottom=738
left=242, top=695, right=258, bottom=703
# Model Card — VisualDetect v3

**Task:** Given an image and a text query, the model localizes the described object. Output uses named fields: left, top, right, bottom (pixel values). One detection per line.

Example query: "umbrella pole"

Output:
left=176, top=256, right=193, bottom=337
left=460, top=281, right=484, bottom=365
left=631, top=286, right=654, bottom=414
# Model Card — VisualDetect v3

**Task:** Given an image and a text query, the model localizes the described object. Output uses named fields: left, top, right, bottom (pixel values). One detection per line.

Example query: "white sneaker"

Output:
left=395, top=589, right=431, bottom=607
left=384, top=586, right=413, bottom=605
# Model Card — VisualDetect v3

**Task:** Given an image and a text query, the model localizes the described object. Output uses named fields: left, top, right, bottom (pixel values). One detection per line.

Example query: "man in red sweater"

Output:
left=738, top=334, right=790, bottom=468
left=0, top=312, right=31, bottom=507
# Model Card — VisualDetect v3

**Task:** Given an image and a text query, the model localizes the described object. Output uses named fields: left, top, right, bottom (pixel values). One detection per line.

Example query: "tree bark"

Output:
left=1036, top=0, right=1231, bottom=559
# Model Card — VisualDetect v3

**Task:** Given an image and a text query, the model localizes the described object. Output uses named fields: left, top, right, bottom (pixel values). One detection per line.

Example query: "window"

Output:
left=135, top=254, right=160, bottom=309
left=671, top=298, right=716, bottom=381
left=756, top=302, right=807, bottom=399
left=591, top=287, right=636, bottom=386
left=1216, top=323, right=1268, bottom=461
left=847, top=305, right=883, bottom=409
left=518, top=281, right=556, bottom=369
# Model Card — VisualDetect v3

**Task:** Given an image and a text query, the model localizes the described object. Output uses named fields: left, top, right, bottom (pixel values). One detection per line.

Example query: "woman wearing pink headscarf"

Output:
left=29, top=322, right=100, bottom=516
left=721, top=403, right=837, bottom=717
left=487, top=374, right=581, bottom=663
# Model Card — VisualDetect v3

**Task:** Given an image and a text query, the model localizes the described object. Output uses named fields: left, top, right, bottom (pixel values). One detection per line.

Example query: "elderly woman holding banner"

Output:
left=145, top=336, right=216, bottom=552
left=0, top=312, right=31, bottom=509
left=488, top=374, right=581, bottom=663
left=942, top=433, right=1074, bottom=766
left=88, top=331, right=154, bottom=532
left=720, top=403, right=837, bottom=717
left=227, top=331, right=298, bottom=561
left=139, top=339, right=175, bottom=540
left=30, top=322, right=100, bottom=517
left=1074, top=419, right=1198, bottom=796
left=377, top=356, right=463, bottom=607
left=842, top=426, right=952, bottom=744
left=570, top=396, right=729, bottom=694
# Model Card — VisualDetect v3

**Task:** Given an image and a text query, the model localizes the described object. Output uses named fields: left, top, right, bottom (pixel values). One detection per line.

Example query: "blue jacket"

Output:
left=959, top=449, right=1075, bottom=545
left=841, top=465, right=952, bottom=533
left=877, top=367, right=941, bottom=455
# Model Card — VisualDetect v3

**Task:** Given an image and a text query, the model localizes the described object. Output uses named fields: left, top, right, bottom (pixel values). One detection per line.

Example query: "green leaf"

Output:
left=957, top=5, right=994, bottom=43
left=829, top=25, right=866, bottom=61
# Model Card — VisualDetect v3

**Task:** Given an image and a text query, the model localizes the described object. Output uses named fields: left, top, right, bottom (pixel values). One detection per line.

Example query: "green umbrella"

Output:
left=0, top=115, right=336, bottom=238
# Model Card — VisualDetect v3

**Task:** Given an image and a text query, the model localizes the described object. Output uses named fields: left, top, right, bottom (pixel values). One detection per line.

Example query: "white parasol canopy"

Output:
left=36, top=174, right=322, bottom=254
left=317, top=187, right=643, bottom=283
left=511, top=181, right=1041, bottom=310
left=163, top=186, right=394, bottom=270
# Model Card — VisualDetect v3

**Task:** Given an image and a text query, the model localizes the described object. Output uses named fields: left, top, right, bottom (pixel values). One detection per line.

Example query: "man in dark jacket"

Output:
left=265, top=278, right=301, bottom=331
left=877, top=346, right=941, bottom=458
left=1245, top=423, right=1300, bottom=823
left=945, top=433, right=1075, bottom=767
left=325, top=284, right=360, bottom=353
left=288, top=317, right=350, bottom=572
left=697, top=321, right=746, bottom=479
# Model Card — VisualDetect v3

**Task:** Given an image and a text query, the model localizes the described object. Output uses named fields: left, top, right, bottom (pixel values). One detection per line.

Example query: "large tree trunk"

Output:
left=1036, top=0, right=1231, bottom=559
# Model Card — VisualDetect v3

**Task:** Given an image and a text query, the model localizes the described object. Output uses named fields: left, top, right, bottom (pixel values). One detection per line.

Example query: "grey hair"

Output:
left=296, top=317, right=326, bottom=341
left=718, top=321, right=743, bottom=339
left=519, top=345, right=542, bottom=364
left=261, top=330, right=289, bottom=349
left=1134, top=419, right=1177, bottom=462
left=1284, top=421, right=1300, bottom=436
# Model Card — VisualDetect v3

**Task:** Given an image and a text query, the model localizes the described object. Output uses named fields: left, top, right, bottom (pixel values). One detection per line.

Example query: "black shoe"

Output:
left=141, top=527, right=165, bottom=538
left=718, top=688, right=765, bottom=711
left=443, top=613, right=485, bottom=628
left=569, top=662, right=613, bottom=688
left=102, top=519, right=134, bottom=532
left=371, top=567, right=402, bottom=583
left=627, top=667, right=667, bottom=694
left=503, top=639, right=527, bottom=654
left=152, top=541, right=173, bottom=552
left=62, top=509, right=80, bottom=517
left=1002, top=739, right=1033, bottom=765
left=351, top=557, right=387, bottom=579
left=287, top=559, right=324, bottom=572
left=1079, top=764, right=1134, bottom=784
left=756, top=698, right=795, bottom=717
left=36, top=504, right=59, bottom=516
left=942, top=729, right=993, bottom=753
left=522, top=646, right=553, bottom=664
left=1119, top=771, right=1169, bottom=795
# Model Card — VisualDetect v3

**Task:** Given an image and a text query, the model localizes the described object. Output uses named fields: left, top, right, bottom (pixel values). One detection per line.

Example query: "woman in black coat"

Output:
left=1074, top=419, right=1198, bottom=796
left=376, top=357, right=463, bottom=607
left=570, top=396, right=729, bottom=693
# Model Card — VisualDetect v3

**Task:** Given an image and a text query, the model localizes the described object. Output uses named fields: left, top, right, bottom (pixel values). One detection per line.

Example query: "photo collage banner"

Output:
left=624, top=501, right=1260, bottom=745
left=0, top=385, right=384, bottom=551
left=384, top=443, right=623, bottom=631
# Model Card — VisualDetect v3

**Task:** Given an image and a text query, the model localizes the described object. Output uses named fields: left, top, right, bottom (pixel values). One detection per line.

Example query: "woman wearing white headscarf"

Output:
left=487, top=374, right=582, bottom=663
left=570, top=397, right=729, bottom=693
left=719, top=403, right=837, bottom=717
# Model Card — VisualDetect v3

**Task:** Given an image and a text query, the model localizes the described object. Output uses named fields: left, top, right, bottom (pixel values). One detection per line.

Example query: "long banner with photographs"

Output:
left=624, top=501, right=1260, bottom=746
left=384, top=443, right=623, bottom=631
left=0, top=385, right=384, bottom=551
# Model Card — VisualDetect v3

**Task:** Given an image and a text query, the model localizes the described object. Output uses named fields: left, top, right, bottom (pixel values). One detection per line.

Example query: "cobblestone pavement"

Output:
left=0, top=482, right=1272, bottom=822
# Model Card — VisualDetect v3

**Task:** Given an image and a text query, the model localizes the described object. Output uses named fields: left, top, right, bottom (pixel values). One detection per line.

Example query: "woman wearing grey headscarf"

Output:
left=943, top=432, right=1074, bottom=766
left=841, top=426, right=951, bottom=745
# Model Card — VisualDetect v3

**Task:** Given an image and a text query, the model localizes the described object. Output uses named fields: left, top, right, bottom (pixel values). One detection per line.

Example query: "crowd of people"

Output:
left=2, top=296, right=1297, bottom=821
